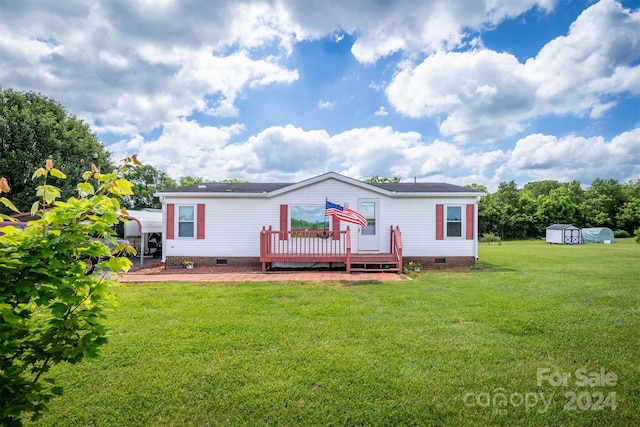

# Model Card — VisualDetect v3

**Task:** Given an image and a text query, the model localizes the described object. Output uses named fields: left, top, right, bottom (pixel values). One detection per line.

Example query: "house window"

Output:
left=360, top=201, right=376, bottom=236
left=446, top=206, right=462, bottom=238
left=178, top=205, right=195, bottom=238
left=290, top=206, right=327, bottom=231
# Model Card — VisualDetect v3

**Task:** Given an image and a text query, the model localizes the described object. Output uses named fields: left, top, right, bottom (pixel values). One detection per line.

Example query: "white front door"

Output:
left=358, top=199, right=378, bottom=252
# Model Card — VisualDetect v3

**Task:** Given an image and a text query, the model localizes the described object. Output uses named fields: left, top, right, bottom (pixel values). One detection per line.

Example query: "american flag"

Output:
left=325, top=201, right=368, bottom=227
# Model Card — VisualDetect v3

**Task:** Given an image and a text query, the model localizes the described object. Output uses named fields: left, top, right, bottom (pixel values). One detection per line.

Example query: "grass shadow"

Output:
left=473, top=261, right=517, bottom=272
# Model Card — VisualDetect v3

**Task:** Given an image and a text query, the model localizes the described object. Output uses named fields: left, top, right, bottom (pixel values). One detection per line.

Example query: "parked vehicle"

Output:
left=1, top=222, right=128, bottom=274
left=82, top=237, right=130, bottom=274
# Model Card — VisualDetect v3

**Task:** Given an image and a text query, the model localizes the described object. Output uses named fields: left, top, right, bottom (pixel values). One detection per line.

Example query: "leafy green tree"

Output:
left=535, top=186, right=577, bottom=229
left=616, top=198, right=640, bottom=234
left=490, top=180, right=520, bottom=238
left=513, top=193, right=539, bottom=237
left=221, top=178, right=249, bottom=183
left=468, top=178, right=637, bottom=239
left=0, top=88, right=112, bottom=213
left=582, top=178, right=624, bottom=228
left=474, top=191, right=500, bottom=236
left=622, top=179, right=640, bottom=200
left=465, top=183, right=487, bottom=193
left=562, top=180, right=585, bottom=226
left=122, top=164, right=176, bottom=209
left=365, top=175, right=401, bottom=183
left=178, top=176, right=205, bottom=187
left=0, top=158, right=136, bottom=425
left=521, top=180, right=563, bottom=199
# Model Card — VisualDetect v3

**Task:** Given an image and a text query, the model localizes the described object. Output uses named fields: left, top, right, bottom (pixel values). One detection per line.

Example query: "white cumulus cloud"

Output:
left=386, top=0, right=640, bottom=142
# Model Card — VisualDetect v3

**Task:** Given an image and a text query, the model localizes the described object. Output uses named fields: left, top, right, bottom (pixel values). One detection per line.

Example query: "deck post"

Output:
left=345, top=226, right=351, bottom=273
left=260, top=226, right=267, bottom=272
left=393, top=226, right=403, bottom=271
left=390, top=225, right=393, bottom=253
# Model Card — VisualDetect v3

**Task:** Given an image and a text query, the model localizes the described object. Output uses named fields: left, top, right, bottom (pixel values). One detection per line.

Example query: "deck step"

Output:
left=350, top=268, right=401, bottom=273
left=349, top=252, right=401, bottom=273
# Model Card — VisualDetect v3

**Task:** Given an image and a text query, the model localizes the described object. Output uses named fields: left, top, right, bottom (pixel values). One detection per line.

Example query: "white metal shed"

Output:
left=545, top=224, right=582, bottom=244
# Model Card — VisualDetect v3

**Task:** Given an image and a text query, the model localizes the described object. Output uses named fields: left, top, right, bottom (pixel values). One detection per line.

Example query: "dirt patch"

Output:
left=126, top=261, right=262, bottom=275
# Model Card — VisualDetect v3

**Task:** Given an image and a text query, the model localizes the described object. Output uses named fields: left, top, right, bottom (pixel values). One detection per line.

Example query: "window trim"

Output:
left=445, top=205, right=464, bottom=239
left=176, top=204, right=196, bottom=239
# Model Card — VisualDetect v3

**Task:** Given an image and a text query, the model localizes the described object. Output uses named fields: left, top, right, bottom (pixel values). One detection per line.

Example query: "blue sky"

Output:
left=0, top=0, right=638, bottom=190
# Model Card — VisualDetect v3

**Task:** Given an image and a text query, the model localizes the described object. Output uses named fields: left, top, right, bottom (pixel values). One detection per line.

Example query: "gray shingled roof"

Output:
left=369, top=182, right=481, bottom=193
left=546, top=224, right=579, bottom=229
left=159, top=180, right=482, bottom=194
left=161, top=182, right=291, bottom=193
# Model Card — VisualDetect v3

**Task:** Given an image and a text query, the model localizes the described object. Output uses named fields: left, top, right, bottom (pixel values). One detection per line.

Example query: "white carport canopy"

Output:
left=123, top=209, right=163, bottom=267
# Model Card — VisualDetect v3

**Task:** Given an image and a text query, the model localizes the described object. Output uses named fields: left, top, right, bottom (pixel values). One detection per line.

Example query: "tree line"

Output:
left=468, top=179, right=640, bottom=239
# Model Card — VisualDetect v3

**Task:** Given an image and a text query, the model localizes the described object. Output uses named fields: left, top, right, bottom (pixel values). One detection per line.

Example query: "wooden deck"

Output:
left=260, top=226, right=403, bottom=273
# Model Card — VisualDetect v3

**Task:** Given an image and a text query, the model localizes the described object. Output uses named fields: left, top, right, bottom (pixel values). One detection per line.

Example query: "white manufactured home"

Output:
left=155, top=172, right=483, bottom=272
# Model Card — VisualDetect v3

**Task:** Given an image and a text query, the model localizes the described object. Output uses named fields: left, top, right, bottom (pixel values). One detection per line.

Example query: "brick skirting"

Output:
left=166, top=256, right=261, bottom=268
left=166, top=255, right=476, bottom=270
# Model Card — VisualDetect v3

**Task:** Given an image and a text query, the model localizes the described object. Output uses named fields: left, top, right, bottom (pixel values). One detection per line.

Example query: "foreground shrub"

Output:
left=0, top=157, right=138, bottom=425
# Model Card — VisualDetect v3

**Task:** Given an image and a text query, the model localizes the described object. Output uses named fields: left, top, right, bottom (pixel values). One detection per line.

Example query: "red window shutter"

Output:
left=332, top=216, right=340, bottom=240
left=166, top=204, right=175, bottom=240
left=279, top=204, right=288, bottom=240
left=435, top=204, right=444, bottom=240
left=197, top=204, right=205, bottom=239
left=466, top=204, right=474, bottom=240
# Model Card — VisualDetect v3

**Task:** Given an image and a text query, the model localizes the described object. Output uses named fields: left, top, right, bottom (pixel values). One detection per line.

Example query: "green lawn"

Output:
left=28, top=240, right=639, bottom=426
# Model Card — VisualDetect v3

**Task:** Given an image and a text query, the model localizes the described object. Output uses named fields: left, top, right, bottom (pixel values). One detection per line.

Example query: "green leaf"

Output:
left=0, top=196, right=20, bottom=213
left=31, top=200, right=40, bottom=216
left=109, top=178, right=135, bottom=196
left=77, top=182, right=95, bottom=196
left=49, top=168, right=67, bottom=179
left=104, top=256, right=132, bottom=274
left=36, top=184, right=62, bottom=204
left=1, top=307, right=21, bottom=323
left=50, top=303, right=69, bottom=317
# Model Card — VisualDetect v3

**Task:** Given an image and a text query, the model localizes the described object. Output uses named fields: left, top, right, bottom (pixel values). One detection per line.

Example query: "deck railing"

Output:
left=390, top=225, right=403, bottom=270
left=260, top=225, right=402, bottom=272
left=260, top=226, right=352, bottom=271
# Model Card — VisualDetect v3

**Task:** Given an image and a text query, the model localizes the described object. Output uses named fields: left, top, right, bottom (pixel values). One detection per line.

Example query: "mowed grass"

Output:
left=28, top=240, right=639, bottom=426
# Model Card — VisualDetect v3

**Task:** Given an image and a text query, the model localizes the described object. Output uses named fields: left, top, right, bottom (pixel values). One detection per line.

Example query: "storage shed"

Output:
left=546, top=224, right=582, bottom=244
left=581, top=227, right=615, bottom=244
